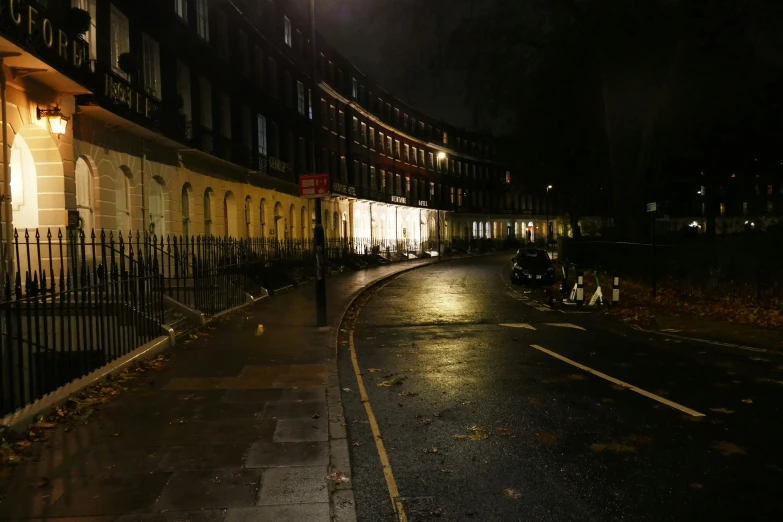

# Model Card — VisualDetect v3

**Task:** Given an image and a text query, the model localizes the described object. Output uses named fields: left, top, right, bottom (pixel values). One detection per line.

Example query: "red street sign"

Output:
left=299, top=173, right=330, bottom=198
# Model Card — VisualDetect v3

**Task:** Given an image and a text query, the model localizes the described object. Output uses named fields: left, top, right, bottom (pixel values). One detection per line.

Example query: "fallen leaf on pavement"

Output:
left=690, top=483, right=704, bottom=490
left=32, top=421, right=56, bottom=429
left=713, top=441, right=746, bottom=456
left=709, top=408, right=735, bottom=414
left=741, top=399, right=753, bottom=404
left=441, top=469, right=453, bottom=473
left=326, top=472, right=350, bottom=483
left=424, top=447, right=439, bottom=453
left=496, top=428, right=512, bottom=436
left=421, top=418, right=432, bottom=425
left=468, top=426, right=489, bottom=441
left=454, top=434, right=468, bottom=440
left=312, top=414, right=320, bottom=419
left=378, top=378, right=404, bottom=387
left=399, top=391, right=418, bottom=397
left=342, top=388, right=352, bottom=392
left=503, top=488, right=522, bottom=500
left=367, top=368, right=381, bottom=373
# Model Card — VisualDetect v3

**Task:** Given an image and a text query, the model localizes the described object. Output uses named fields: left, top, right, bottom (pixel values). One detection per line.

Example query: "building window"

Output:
left=199, top=77, right=212, bottom=129
left=403, top=144, right=409, bottom=163
left=110, top=6, right=130, bottom=79
left=443, top=131, right=448, bottom=144
left=379, top=132, right=385, bottom=154
left=284, top=16, right=292, bottom=46
left=174, top=0, right=187, bottom=20
left=387, top=136, right=393, bottom=155
left=394, top=140, right=401, bottom=159
left=506, top=171, right=511, bottom=183
left=450, top=187, right=455, bottom=204
left=195, top=0, right=208, bottom=40
left=351, top=117, right=359, bottom=141
left=742, top=201, right=748, bottom=215
left=403, top=114, right=409, bottom=130
left=369, top=128, right=375, bottom=150
left=72, top=0, right=97, bottom=61
left=767, top=184, right=774, bottom=195
left=428, top=152, right=434, bottom=169
left=308, top=89, right=313, bottom=119
left=220, top=93, right=231, bottom=138
left=338, top=111, right=345, bottom=135
left=257, top=115, right=267, bottom=155
left=419, top=149, right=425, bottom=166
left=340, top=156, right=347, bottom=183
left=329, top=105, right=336, bottom=130
left=142, top=34, right=161, bottom=98
left=719, top=202, right=726, bottom=216
left=395, top=174, right=402, bottom=196
left=296, top=82, right=305, bottom=115
left=360, top=122, right=367, bottom=146
left=380, top=170, right=386, bottom=192
left=177, top=61, right=192, bottom=122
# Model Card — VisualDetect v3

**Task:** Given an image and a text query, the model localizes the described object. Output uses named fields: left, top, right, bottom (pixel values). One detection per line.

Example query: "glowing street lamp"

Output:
left=36, top=106, right=69, bottom=136
left=437, top=152, right=446, bottom=160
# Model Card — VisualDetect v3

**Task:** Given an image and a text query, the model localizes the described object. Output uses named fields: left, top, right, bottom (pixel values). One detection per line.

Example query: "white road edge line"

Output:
left=530, top=344, right=706, bottom=417
left=629, top=326, right=773, bottom=355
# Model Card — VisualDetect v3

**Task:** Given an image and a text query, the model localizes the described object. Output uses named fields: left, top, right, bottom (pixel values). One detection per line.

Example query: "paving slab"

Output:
left=153, top=469, right=263, bottom=511
left=273, top=417, right=329, bottom=442
left=46, top=473, right=173, bottom=517
left=245, top=441, right=328, bottom=468
left=224, top=504, right=329, bottom=522
left=256, top=466, right=329, bottom=505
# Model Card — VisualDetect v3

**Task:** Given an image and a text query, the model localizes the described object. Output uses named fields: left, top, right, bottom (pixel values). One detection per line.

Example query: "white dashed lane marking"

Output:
left=543, top=323, right=586, bottom=331
left=499, top=323, right=537, bottom=330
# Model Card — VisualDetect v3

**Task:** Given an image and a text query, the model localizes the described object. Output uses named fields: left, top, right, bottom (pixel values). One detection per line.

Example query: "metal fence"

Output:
left=1, top=229, right=164, bottom=416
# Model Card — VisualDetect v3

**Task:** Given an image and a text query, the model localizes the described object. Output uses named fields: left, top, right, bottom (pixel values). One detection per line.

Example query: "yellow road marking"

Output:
left=530, top=344, right=706, bottom=417
left=349, top=330, right=409, bottom=522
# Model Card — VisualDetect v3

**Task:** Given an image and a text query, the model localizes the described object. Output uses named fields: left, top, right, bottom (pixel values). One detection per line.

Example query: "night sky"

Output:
left=304, top=0, right=484, bottom=133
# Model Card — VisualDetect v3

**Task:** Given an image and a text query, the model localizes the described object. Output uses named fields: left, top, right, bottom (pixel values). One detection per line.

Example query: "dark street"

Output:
left=339, top=255, right=783, bottom=522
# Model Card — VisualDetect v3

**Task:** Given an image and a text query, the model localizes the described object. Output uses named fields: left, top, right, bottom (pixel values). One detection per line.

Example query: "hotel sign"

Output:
left=390, top=195, right=407, bottom=205
left=3, top=0, right=89, bottom=70
left=333, top=182, right=357, bottom=197
left=299, top=173, right=330, bottom=198
left=418, top=200, right=428, bottom=207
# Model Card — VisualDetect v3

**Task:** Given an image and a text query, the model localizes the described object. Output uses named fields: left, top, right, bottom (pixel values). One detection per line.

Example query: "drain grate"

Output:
left=395, top=496, right=441, bottom=521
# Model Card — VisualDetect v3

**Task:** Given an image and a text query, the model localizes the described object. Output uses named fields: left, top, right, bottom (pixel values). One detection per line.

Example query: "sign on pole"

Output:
left=299, top=173, right=330, bottom=198
left=646, top=202, right=657, bottom=213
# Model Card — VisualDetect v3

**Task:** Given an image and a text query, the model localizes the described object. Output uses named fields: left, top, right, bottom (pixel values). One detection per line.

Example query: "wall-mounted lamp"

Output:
left=36, top=106, right=69, bottom=136
left=437, top=152, right=446, bottom=160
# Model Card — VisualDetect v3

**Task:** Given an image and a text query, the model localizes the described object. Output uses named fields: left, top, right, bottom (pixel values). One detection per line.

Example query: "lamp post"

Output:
left=546, top=185, right=552, bottom=255
left=309, top=0, right=327, bottom=326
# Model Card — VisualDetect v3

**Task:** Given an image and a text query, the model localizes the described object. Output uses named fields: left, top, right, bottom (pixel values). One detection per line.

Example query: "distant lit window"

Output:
left=742, top=201, right=748, bottom=215
left=284, top=16, right=292, bottom=46
left=719, top=202, right=726, bottom=216
left=443, top=131, right=448, bottom=144
left=403, top=144, right=409, bottom=163
left=506, top=171, right=511, bottom=183
left=768, top=185, right=774, bottom=195
left=308, top=89, right=313, bottom=119
left=195, top=0, right=208, bottom=40
left=352, top=78, right=358, bottom=99
left=297, top=81, right=305, bottom=115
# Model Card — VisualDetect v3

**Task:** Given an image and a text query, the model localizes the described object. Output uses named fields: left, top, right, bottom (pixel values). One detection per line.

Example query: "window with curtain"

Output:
left=110, top=5, right=130, bottom=79
left=142, top=34, right=162, bottom=98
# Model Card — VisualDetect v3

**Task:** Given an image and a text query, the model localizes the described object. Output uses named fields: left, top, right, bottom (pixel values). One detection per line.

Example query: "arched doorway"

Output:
left=149, top=177, right=166, bottom=238
left=116, top=166, right=132, bottom=233
left=288, top=204, right=295, bottom=239
left=259, top=199, right=267, bottom=238
left=244, top=196, right=253, bottom=237
left=204, top=188, right=214, bottom=236
left=74, top=156, right=93, bottom=233
left=274, top=201, right=284, bottom=240
left=223, top=191, right=237, bottom=237
left=181, top=183, right=192, bottom=239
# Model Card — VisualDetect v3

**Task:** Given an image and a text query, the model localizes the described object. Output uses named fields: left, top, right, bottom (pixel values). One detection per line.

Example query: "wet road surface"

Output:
left=338, top=255, right=783, bottom=522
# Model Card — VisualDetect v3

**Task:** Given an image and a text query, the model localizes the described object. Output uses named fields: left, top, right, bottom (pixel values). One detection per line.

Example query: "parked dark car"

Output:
left=510, top=248, right=555, bottom=285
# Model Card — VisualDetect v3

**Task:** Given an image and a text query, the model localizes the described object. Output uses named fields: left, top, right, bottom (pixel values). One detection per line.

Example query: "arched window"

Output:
left=224, top=192, right=237, bottom=237
left=149, top=177, right=166, bottom=238
left=10, top=135, right=40, bottom=230
left=204, top=188, right=214, bottom=236
left=74, top=157, right=93, bottom=232
left=244, top=196, right=252, bottom=237
left=288, top=204, right=295, bottom=239
left=181, top=183, right=192, bottom=239
left=116, top=166, right=132, bottom=232
left=333, top=212, right=339, bottom=236
left=259, top=198, right=267, bottom=238
left=300, top=206, right=307, bottom=240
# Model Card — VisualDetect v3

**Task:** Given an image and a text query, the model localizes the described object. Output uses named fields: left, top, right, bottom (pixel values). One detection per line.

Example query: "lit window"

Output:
left=142, top=34, right=161, bottom=98
left=109, top=6, right=130, bottom=79
left=360, top=122, right=367, bottom=145
left=72, top=0, right=97, bottom=61
left=719, top=202, right=726, bottom=216
left=352, top=78, right=358, bottom=99
left=412, top=147, right=417, bottom=165
left=257, top=115, right=267, bottom=155
left=195, top=0, right=208, bottom=39
left=443, top=131, right=448, bottom=144
left=284, top=16, right=292, bottom=47
left=308, top=89, right=313, bottom=119
left=403, top=144, right=409, bottom=163
left=768, top=185, right=774, bottom=195
left=174, top=0, right=187, bottom=20
left=369, top=127, right=375, bottom=150
left=394, top=140, right=401, bottom=159
left=506, top=171, right=511, bottom=183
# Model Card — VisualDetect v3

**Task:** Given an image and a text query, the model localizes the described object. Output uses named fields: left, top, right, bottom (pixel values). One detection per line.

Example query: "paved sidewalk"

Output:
left=653, top=314, right=783, bottom=352
left=0, top=258, right=439, bottom=522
